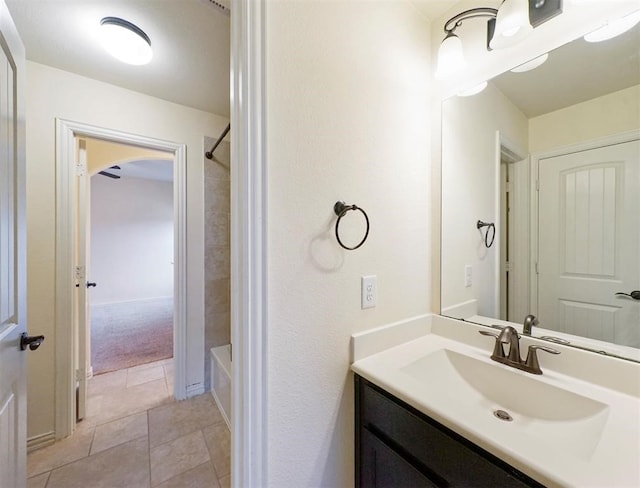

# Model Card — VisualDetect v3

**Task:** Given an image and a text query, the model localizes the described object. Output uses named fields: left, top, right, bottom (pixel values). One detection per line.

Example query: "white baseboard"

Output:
left=27, top=431, right=56, bottom=453
left=351, top=314, right=432, bottom=363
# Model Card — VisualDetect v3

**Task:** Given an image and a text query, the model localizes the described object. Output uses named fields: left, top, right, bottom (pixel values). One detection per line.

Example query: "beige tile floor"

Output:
left=27, top=359, right=230, bottom=488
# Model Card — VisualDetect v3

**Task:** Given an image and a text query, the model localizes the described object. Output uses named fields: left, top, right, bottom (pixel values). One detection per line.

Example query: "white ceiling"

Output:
left=6, top=0, right=231, bottom=116
left=410, top=0, right=462, bottom=20
left=97, top=159, right=175, bottom=183
left=9, top=0, right=634, bottom=122
left=492, top=22, right=640, bottom=117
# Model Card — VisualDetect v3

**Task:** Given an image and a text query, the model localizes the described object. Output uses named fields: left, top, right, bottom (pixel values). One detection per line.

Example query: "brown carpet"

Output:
left=91, top=297, right=173, bottom=375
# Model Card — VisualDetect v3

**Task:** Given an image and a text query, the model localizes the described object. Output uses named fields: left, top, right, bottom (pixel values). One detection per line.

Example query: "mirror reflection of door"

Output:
left=538, top=140, right=640, bottom=347
left=500, top=148, right=530, bottom=324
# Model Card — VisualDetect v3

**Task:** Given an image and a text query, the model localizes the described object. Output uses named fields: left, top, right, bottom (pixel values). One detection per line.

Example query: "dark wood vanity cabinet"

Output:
left=355, top=375, right=545, bottom=488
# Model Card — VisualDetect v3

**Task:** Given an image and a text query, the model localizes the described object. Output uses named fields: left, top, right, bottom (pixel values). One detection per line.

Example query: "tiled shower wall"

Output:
left=204, top=136, right=230, bottom=391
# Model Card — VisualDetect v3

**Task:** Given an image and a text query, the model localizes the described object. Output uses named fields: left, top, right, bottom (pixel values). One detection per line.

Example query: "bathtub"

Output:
left=210, top=345, right=231, bottom=430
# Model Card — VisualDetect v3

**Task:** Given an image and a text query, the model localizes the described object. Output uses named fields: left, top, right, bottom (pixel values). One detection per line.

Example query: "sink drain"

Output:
left=493, top=409, right=513, bottom=421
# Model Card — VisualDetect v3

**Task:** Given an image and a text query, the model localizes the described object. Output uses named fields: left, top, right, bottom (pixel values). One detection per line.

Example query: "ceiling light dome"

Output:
left=100, top=17, right=153, bottom=65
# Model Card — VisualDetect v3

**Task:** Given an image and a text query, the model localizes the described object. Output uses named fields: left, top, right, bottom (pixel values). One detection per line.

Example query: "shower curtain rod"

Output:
left=205, top=123, right=230, bottom=159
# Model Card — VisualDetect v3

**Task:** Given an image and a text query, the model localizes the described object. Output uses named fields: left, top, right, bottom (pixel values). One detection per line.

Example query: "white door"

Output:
left=502, top=157, right=530, bottom=324
left=0, top=2, right=27, bottom=486
left=75, top=139, right=90, bottom=421
left=538, top=140, right=640, bottom=347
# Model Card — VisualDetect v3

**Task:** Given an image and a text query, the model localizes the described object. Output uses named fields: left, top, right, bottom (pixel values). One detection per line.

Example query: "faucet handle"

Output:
left=478, top=330, right=506, bottom=359
left=479, top=330, right=499, bottom=338
left=524, top=345, right=560, bottom=375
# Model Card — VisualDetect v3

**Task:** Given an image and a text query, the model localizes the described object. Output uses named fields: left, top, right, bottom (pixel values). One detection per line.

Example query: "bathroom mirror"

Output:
left=441, top=21, right=640, bottom=361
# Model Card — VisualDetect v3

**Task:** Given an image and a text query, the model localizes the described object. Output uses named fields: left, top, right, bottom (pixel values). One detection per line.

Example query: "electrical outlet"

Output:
left=361, top=275, right=377, bottom=309
left=464, top=265, right=472, bottom=288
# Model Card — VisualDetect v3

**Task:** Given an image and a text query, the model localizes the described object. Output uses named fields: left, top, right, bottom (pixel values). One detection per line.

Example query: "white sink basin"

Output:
left=351, top=321, right=640, bottom=487
left=400, top=349, right=609, bottom=460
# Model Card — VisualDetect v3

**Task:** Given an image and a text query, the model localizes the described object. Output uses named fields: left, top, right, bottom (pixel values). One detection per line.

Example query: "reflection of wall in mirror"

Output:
left=441, top=83, right=528, bottom=318
left=530, top=84, right=640, bottom=153
left=443, top=82, right=640, bottom=323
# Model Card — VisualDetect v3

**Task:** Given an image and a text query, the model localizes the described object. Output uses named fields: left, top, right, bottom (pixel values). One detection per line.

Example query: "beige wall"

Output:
left=441, top=82, right=528, bottom=317
left=90, top=175, right=174, bottom=305
left=529, top=84, right=640, bottom=154
left=25, top=61, right=227, bottom=439
left=83, top=137, right=171, bottom=175
left=265, top=2, right=432, bottom=485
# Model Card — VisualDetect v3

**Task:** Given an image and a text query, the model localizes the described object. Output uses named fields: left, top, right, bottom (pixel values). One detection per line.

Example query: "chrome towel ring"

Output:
left=334, top=201, right=370, bottom=250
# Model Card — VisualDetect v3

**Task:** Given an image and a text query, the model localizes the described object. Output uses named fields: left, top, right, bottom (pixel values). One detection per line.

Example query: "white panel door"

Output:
left=0, top=1, right=26, bottom=486
left=538, top=140, right=640, bottom=347
left=75, top=140, right=89, bottom=421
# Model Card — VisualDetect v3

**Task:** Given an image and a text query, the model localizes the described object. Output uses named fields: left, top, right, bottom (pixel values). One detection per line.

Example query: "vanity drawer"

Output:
left=355, top=375, right=543, bottom=488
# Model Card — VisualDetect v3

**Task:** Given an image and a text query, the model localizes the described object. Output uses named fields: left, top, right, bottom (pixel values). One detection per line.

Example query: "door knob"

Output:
left=615, top=291, right=640, bottom=300
left=20, top=333, right=45, bottom=351
left=86, top=282, right=97, bottom=288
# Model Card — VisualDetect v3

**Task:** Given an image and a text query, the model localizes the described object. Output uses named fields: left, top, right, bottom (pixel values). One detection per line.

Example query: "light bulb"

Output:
left=436, top=33, right=465, bottom=79
left=490, top=0, right=532, bottom=49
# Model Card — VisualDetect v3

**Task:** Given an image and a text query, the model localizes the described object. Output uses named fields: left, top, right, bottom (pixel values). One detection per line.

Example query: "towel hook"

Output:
left=334, top=201, right=370, bottom=250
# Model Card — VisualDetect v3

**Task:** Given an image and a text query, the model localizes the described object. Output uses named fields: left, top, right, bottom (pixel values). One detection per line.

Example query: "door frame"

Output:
left=529, top=128, right=640, bottom=316
left=231, top=1, right=268, bottom=486
left=55, top=119, right=187, bottom=439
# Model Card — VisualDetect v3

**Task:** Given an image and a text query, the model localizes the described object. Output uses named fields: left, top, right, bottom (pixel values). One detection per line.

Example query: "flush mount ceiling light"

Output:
left=436, top=0, right=563, bottom=79
left=584, top=9, right=640, bottom=43
left=100, top=17, right=153, bottom=65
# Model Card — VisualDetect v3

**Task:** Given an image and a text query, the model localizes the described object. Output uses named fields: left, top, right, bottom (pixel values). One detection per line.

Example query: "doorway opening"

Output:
left=82, top=136, right=175, bottom=377
left=55, top=120, right=188, bottom=439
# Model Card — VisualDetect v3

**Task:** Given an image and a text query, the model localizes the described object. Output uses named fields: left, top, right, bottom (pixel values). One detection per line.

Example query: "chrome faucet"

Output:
left=479, top=325, right=560, bottom=374
left=522, top=314, right=539, bottom=336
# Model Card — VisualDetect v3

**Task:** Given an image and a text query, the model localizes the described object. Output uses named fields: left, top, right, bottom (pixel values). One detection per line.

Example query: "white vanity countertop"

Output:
left=351, top=316, right=640, bottom=488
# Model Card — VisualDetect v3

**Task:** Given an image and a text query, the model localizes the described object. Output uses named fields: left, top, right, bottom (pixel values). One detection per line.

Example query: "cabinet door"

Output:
left=360, top=428, right=437, bottom=488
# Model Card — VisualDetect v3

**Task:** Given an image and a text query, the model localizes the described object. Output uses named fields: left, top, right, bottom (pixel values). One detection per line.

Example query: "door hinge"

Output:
left=76, top=162, right=87, bottom=176
left=505, top=261, right=512, bottom=272
left=75, top=266, right=85, bottom=288
left=535, top=261, right=539, bottom=275
left=75, top=266, right=85, bottom=281
left=76, top=369, right=84, bottom=382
